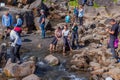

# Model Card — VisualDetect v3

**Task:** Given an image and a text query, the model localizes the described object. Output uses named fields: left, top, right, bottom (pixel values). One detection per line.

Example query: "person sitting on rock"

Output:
left=106, top=19, right=120, bottom=63
left=15, top=14, right=23, bottom=27
left=49, top=27, right=62, bottom=52
left=2, top=11, right=13, bottom=39
left=78, top=5, right=84, bottom=26
left=7, top=27, right=22, bottom=63
left=62, top=25, right=72, bottom=56
left=65, top=12, right=71, bottom=23
left=71, top=23, right=79, bottom=49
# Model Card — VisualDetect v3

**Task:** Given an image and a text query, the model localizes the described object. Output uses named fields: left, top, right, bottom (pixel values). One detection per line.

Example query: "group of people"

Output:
left=1, top=11, right=23, bottom=63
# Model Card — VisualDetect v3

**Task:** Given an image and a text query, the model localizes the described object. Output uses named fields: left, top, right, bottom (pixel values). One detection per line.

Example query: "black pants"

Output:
left=10, top=44, right=21, bottom=63
left=72, top=32, right=79, bottom=47
left=79, top=17, right=83, bottom=26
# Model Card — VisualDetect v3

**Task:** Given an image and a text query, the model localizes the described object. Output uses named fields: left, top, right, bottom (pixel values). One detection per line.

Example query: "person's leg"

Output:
left=49, top=44, right=53, bottom=52
left=10, top=46, right=16, bottom=63
left=79, top=17, right=83, bottom=26
left=71, top=33, right=75, bottom=48
left=40, top=24, right=45, bottom=38
left=63, top=37, right=66, bottom=56
left=75, top=33, right=79, bottom=48
left=14, top=45, right=21, bottom=61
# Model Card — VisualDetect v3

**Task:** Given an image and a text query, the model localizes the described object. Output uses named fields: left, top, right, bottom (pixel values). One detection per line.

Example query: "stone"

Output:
left=105, top=77, right=113, bottom=80
left=44, top=55, right=59, bottom=66
left=22, top=74, right=41, bottom=80
left=29, top=0, right=42, bottom=9
left=3, top=60, right=35, bottom=77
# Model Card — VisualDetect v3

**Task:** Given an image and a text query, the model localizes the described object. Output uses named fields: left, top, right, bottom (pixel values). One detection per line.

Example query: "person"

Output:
left=73, top=6, right=79, bottom=22
left=62, top=25, right=72, bottom=56
left=2, top=11, right=13, bottom=39
left=87, top=0, right=94, bottom=6
left=39, top=9, right=46, bottom=39
left=106, top=19, right=120, bottom=62
left=7, top=27, right=22, bottom=63
left=71, top=23, right=79, bottom=49
left=65, top=12, right=71, bottom=23
left=15, top=15, right=23, bottom=27
left=78, top=5, right=84, bottom=26
left=82, top=0, right=87, bottom=6
left=49, top=27, right=62, bottom=52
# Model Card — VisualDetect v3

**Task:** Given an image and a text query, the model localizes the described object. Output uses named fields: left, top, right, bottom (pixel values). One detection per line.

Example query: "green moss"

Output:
left=113, top=0, right=118, bottom=3
left=93, top=2, right=100, bottom=8
left=42, top=0, right=47, bottom=2
left=69, top=0, right=79, bottom=7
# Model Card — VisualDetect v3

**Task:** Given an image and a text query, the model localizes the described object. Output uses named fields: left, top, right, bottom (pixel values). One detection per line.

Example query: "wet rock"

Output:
left=44, top=55, right=59, bottom=66
left=3, top=59, right=35, bottom=77
left=22, top=74, right=41, bottom=80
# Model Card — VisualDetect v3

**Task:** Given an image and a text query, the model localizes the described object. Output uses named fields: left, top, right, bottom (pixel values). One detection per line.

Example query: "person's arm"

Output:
left=41, top=16, right=45, bottom=24
left=2, top=15, right=5, bottom=27
left=106, top=28, right=115, bottom=34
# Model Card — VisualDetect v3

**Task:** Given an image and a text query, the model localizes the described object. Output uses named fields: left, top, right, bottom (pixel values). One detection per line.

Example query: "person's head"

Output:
left=79, top=5, right=83, bottom=9
left=109, top=19, right=116, bottom=25
left=56, top=26, right=61, bottom=31
left=5, top=11, right=9, bottom=16
left=73, top=22, right=77, bottom=26
left=16, top=14, right=20, bottom=19
left=40, top=9, right=45, bottom=15
left=64, top=24, right=68, bottom=30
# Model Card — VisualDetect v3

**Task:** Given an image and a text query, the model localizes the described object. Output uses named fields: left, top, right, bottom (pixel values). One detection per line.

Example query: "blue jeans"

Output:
left=72, top=32, right=79, bottom=47
left=40, top=24, right=45, bottom=38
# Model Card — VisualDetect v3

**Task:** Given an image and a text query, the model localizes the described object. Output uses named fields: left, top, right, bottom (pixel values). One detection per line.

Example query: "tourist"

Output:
left=71, top=23, right=79, bottom=49
left=106, top=19, right=120, bottom=62
left=65, top=12, right=71, bottom=23
left=15, top=14, right=23, bottom=27
left=62, top=25, right=72, bottom=56
left=78, top=5, right=84, bottom=26
left=87, top=0, right=94, bottom=6
left=8, top=27, right=22, bottom=63
left=73, top=6, right=79, bottom=22
left=82, top=0, right=87, bottom=6
left=39, top=9, right=46, bottom=39
left=2, top=11, right=13, bottom=39
left=49, top=27, right=62, bottom=52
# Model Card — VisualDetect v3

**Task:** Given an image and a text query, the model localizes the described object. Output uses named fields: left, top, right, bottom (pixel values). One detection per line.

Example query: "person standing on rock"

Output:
left=65, top=12, right=71, bottom=23
left=39, top=9, right=46, bottom=39
left=71, top=23, right=79, bottom=49
left=106, top=19, right=120, bottom=62
left=7, top=27, right=22, bottom=63
left=73, top=6, right=79, bottom=22
left=62, top=25, right=72, bottom=56
left=15, top=14, right=23, bottom=27
left=49, top=27, right=62, bottom=52
left=78, top=5, right=84, bottom=26
left=2, top=11, right=13, bottom=39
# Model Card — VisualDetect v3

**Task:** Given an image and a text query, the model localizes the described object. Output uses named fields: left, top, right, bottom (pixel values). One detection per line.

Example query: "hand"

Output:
left=106, top=28, right=109, bottom=32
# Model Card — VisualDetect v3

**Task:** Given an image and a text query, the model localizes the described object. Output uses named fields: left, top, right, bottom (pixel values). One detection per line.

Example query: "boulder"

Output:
left=3, top=59, right=35, bottom=77
left=22, top=74, right=41, bottom=80
left=44, top=55, right=59, bottom=66
left=29, top=0, right=42, bottom=9
left=17, top=0, right=34, bottom=4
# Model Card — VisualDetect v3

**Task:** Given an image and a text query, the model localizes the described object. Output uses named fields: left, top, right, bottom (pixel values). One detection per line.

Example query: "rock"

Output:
left=105, top=77, right=113, bottom=80
left=4, top=59, right=35, bottom=77
left=29, top=0, right=42, bottom=9
left=17, top=0, right=34, bottom=5
left=90, top=62, right=101, bottom=70
left=44, top=55, right=59, bottom=66
left=22, top=74, right=41, bottom=80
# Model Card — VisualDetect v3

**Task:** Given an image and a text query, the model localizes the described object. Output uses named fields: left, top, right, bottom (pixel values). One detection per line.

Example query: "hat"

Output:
left=105, top=77, right=113, bottom=80
left=14, top=27, right=22, bottom=33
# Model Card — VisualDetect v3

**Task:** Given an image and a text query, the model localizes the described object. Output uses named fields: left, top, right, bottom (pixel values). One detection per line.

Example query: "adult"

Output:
left=73, top=6, right=79, bottom=22
left=15, top=14, right=23, bottom=27
left=78, top=5, right=84, bottom=26
left=71, top=23, right=79, bottom=49
left=49, top=27, right=62, bottom=52
left=82, top=0, right=87, bottom=6
left=62, top=25, right=72, bottom=56
left=106, top=19, right=120, bottom=62
left=8, top=27, right=22, bottom=63
left=2, top=11, right=13, bottom=39
left=65, top=12, right=71, bottom=23
left=39, top=9, right=46, bottom=39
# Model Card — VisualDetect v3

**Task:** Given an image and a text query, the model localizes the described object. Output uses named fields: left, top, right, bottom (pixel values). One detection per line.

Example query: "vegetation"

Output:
left=69, top=0, right=79, bottom=7
left=113, top=0, right=118, bottom=3
left=93, top=2, right=100, bottom=8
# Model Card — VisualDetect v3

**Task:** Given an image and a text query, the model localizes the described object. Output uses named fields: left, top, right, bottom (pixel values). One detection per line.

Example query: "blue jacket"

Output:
left=65, top=15, right=70, bottom=23
left=16, top=18, right=23, bottom=27
left=2, top=14, right=13, bottom=27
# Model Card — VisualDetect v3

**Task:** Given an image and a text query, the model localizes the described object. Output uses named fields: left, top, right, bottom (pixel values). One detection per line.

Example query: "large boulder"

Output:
left=29, top=0, right=42, bottom=9
left=44, top=55, right=59, bottom=66
left=3, top=59, right=35, bottom=77
left=17, top=0, right=34, bottom=4
left=22, top=74, right=41, bottom=80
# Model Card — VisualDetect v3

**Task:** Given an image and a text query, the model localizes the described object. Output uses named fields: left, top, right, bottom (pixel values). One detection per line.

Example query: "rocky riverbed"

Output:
left=1, top=0, right=120, bottom=80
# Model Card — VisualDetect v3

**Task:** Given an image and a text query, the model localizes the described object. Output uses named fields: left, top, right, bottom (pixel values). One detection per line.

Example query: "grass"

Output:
left=93, top=2, right=100, bottom=8
left=69, top=0, right=79, bottom=7
left=113, top=0, right=118, bottom=3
